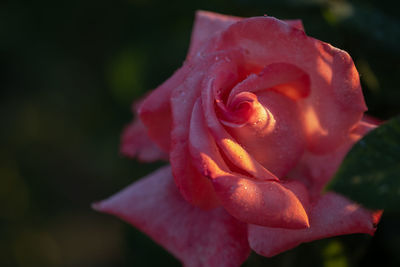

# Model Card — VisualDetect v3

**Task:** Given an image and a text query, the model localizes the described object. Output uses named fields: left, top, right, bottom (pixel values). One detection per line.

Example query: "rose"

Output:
left=93, top=11, right=382, bottom=267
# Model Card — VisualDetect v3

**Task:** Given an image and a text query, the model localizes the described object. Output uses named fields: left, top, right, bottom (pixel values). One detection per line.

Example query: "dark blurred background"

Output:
left=1, top=0, right=399, bottom=266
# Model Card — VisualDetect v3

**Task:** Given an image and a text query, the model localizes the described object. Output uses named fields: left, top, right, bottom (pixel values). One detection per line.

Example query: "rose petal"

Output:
left=221, top=64, right=310, bottom=177
left=188, top=11, right=304, bottom=60
left=93, top=166, right=250, bottom=267
left=201, top=58, right=279, bottom=181
left=285, top=19, right=304, bottom=31
left=288, top=117, right=378, bottom=198
left=212, top=174, right=310, bottom=229
left=120, top=117, right=168, bottom=162
left=139, top=66, right=190, bottom=152
left=227, top=91, right=306, bottom=178
left=121, top=100, right=168, bottom=161
left=170, top=53, right=233, bottom=208
left=227, top=63, right=311, bottom=104
left=189, top=99, right=231, bottom=178
left=189, top=98, right=310, bottom=229
left=361, top=114, right=382, bottom=125
left=207, top=16, right=366, bottom=154
left=187, top=11, right=242, bottom=60
left=248, top=192, right=381, bottom=257
left=172, top=158, right=220, bottom=210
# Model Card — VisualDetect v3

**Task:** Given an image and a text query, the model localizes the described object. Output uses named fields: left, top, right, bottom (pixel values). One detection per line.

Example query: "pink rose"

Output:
left=93, top=11, right=382, bottom=267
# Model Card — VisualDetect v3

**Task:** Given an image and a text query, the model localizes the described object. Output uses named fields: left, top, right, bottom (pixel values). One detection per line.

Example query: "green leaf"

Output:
left=326, top=116, right=400, bottom=212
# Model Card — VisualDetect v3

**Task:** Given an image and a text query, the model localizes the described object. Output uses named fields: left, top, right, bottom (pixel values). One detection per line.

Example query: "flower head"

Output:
left=93, top=11, right=381, bottom=267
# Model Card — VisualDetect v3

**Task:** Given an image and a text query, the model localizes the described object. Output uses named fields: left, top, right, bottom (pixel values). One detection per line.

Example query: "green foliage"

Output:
left=327, top=116, right=400, bottom=212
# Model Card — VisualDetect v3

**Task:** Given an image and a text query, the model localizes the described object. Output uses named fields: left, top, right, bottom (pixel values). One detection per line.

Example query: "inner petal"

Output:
left=217, top=92, right=272, bottom=129
left=217, top=63, right=311, bottom=179
left=226, top=91, right=306, bottom=178
left=227, top=63, right=311, bottom=106
left=201, top=59, right=279, bottom=181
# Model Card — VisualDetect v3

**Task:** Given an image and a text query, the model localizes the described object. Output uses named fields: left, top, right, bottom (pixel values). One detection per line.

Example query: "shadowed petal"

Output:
left=288, top=117, right=378, bottom=198
left=93, top=166, right=250, bottom=267
left=248, top=192, right=381, bottom=257
left=139, top=66, right=190, bottom=152
left=187, top=11, right=242, bottom=59
left=120, top=117, right=168, bottom=162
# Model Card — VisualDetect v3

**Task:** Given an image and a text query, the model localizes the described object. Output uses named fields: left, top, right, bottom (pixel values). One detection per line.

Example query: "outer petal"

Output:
left=139, top=65, right=190, bottom=152
left=288, top=117, right=378, bottom=198
left=93, top=166, right=250, bottom=267
left=285, top=19, right=304, bottom=31
left=120, top=117, right=167, bottom=162
left=248, top=192, right=381, bottom=257
left=188, top=11, right=304, bottom=60
left=207, top=17, right=367, bottom=154
left=187, top=11, right=242, bottom=59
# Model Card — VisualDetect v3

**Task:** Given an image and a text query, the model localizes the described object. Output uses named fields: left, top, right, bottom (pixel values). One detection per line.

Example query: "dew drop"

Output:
left=196, top=51, right=205, bottom=58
